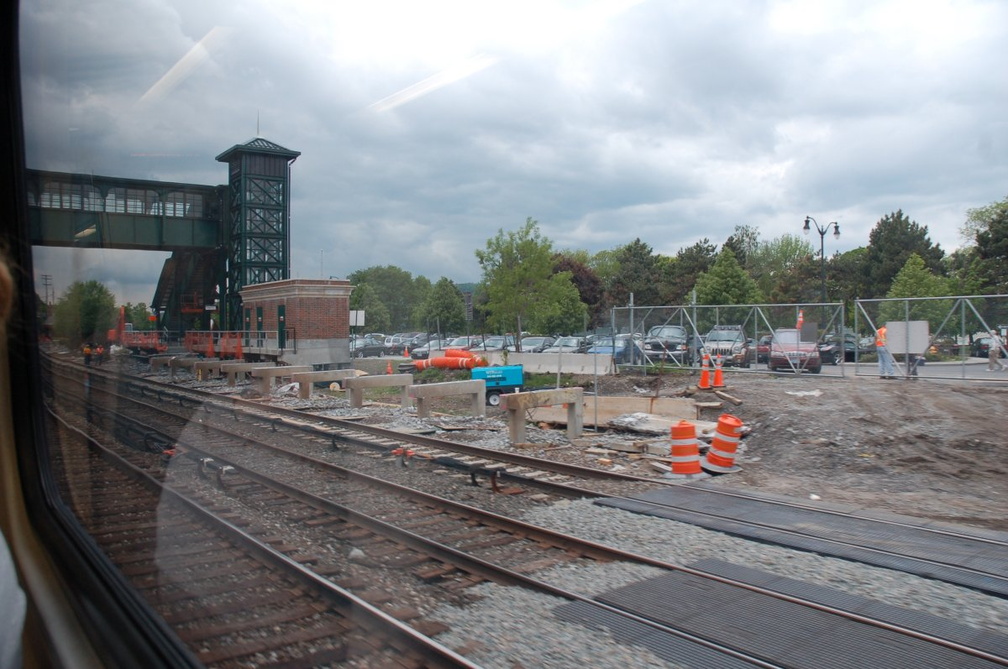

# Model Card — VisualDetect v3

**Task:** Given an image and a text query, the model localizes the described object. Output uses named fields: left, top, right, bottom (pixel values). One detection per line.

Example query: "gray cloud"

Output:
left=21, top=0, right=1008, bottom=305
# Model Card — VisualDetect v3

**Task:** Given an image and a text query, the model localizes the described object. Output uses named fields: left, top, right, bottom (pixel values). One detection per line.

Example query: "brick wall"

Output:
left=240, top=279, right=353, bottom=339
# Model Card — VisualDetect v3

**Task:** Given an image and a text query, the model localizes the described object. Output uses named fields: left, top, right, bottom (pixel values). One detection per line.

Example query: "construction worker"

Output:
left=82, top=343, right=92, bottom=366
left=875, top=324, right=896, bottom=379
left=988, top=331, right=1006, bottom=372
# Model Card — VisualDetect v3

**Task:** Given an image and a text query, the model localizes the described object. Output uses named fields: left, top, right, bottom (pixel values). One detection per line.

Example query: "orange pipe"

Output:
left=444, top=348, right=476, bottom=359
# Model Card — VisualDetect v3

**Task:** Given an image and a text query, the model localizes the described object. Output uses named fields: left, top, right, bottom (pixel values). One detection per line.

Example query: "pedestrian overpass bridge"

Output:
left=25, top=135, right=300, bottom=332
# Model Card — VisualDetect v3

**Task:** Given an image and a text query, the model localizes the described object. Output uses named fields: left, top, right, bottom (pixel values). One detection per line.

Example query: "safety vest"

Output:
left=875, top=326, right=887, bottom=348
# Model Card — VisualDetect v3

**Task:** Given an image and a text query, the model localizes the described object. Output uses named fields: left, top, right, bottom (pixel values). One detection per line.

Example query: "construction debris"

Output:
left=714, top=390, right=743, bottom=405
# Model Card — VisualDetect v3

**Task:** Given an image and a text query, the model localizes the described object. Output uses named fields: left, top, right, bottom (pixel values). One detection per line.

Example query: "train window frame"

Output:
left=1, top=1, right=201, bottom=666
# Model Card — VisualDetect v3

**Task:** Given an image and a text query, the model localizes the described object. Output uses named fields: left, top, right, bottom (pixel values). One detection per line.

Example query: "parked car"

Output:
left=756, top=334, right=773, bottom=363
left=511, top=335, right=555, bottom=353
left=642, top=325, right=691, bottom=363
left=769, top=328, right=821, bottom=373
left=586, top=334, right=646, bottom=364
left=385, top=331, right=421, bottom=355
left=971, top=335, right=1007, bottom=358
left=410, top=335, right=451, bottom=359
left=350, top=335, right=386, bottom=358
left=468, top=334, right=516, bottom=351
left=542, top=336, right=585, bottom=354
left=818, top=333, right=859, bottom=364
left=702, top=325, right=751, bottom=367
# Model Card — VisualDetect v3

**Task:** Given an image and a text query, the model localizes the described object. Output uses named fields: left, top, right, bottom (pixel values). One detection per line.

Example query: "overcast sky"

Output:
left=21, top=0, right=1008, bottom=306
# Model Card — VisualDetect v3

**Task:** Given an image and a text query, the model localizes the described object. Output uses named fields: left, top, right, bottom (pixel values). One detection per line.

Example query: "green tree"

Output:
left=879, top=254, right=952, bottom=330
left=973, top=205, right=1008, bottom=295
left=52, top=280, right=116, bottom=345
left=603, top=238, right=662, bottom=308
left=124, top=302, right=153, bottom=330
left=723, top=224, right=760, bottom=268
left=960, top=195, right=1008, bottom=246
left=410, top=275, right=433, bottom=328
left=826, top=247, right=869, bottom=302
left=553, top=252, right=603, bottom=327
left=416, top=277, right=467, bottom=334
left=348, top=282, right=391, bottom=334
left=475, top=218, right=575, bottom=343
left=348, top=265, right=425, bottom=331
left=746, top=233, right=814, bottom=301
left=693, top=248, right=763, bottom=305
left=863, top=210, right=944, bottom=298
left=943, top=247, right=985, bottom=296
left=530, top=279, right=588, bottom=335
left=666, top=239, right=717, bottom=303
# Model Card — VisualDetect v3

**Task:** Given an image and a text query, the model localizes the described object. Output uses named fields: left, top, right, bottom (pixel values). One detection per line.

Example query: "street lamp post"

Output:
left=803, top=216, right=840, bottom=304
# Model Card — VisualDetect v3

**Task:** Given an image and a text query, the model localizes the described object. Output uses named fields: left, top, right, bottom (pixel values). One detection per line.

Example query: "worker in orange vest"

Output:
left=875, top=324, right=896, bottom=379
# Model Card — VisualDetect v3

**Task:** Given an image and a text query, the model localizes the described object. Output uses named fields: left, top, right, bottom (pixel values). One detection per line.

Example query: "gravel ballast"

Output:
left=426, top=499, right=1008, bottom=668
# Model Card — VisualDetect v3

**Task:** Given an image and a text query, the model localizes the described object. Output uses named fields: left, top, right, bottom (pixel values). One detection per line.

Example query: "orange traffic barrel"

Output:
left=712, top=354, right=726, bottom=388
left=697, top=353, right=711, bottom=390
left=665, top=421, right=710, bottom=480
left=701, top=413, right=744, bottom=474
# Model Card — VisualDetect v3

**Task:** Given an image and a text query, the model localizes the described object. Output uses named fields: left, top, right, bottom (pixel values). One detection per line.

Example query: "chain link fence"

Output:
left=610, top=301, right=845, bottom=373
left=853, top=294, right=1008, bottom=380
left=607, top=294, right=1008, bottom=380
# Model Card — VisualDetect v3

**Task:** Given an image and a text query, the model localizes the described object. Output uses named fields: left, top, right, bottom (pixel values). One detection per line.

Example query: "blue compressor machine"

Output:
left=471, top=364, right=524, bottom=406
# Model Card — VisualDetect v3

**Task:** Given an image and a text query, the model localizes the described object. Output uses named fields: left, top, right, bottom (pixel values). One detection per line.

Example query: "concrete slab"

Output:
left=250, top=365, right=313, bottom=393
left=219, top=362, right=277, bottom=387
left=500, top=388, right=583, bottom=443
left=344, top=373, right=413, bottom=409
left=529, top=395, right=696, bottom=428
left=291, top=369, right=364, bottom=399
left=169, top=356, right=217, bottom=380
left=408, top=379, right=485, bottom=418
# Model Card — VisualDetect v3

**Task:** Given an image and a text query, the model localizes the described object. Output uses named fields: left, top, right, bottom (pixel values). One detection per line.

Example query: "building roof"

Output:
left=215, top=137, right=301, bottom=162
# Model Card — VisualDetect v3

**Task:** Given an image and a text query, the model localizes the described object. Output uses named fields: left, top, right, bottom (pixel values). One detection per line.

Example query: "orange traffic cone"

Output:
left=712, top=355, right=726, bottom=388
left=701, top=413, right=744, bottom=474
left=697, top=353, right=711, bottom=390
left=403, top=346, right=409, bottom=357
left=386, top=360, right=393, bottom=374
left=666, top=421, right=709, bottom=480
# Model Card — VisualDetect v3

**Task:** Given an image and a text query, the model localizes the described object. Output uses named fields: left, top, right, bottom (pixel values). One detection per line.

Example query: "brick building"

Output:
left=239, top=279, right=353, bottom=367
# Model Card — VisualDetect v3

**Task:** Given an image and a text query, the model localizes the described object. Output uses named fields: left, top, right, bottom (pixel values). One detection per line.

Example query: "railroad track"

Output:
left=44, top=354, right=1008, bottom=667
left=45, top=406, right=477, bottom=668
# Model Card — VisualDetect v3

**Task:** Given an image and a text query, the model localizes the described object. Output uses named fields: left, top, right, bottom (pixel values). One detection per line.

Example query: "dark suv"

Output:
left=642, top=325, right=690, bottom=363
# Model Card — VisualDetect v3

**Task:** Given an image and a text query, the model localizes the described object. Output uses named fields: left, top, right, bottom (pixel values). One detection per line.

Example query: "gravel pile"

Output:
left=426, top=498, right=1008, bottom=668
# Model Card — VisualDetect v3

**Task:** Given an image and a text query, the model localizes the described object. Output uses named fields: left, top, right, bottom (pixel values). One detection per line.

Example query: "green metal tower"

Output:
left=216, top=137, right=300, bottom=330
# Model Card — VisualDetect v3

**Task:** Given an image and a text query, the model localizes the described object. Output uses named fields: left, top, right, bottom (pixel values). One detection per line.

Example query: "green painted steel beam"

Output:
left=29, top=209, right=220, bottom=250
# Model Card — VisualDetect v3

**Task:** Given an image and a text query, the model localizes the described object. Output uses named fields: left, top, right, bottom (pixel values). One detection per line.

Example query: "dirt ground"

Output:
left=592, top=371, right=1008, bottom=531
